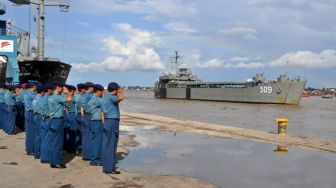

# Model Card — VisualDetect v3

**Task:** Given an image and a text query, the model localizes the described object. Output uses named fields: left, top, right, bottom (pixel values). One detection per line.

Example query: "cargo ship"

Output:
left=0, top=0, right=71, bottom=84
left=154, top=52, right=307, bottom=105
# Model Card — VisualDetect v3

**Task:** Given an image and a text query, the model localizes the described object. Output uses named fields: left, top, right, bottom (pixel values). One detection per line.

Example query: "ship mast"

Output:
left=171, top=50, right=181, bottom=74
left=8, top=0, right=69, bottom=61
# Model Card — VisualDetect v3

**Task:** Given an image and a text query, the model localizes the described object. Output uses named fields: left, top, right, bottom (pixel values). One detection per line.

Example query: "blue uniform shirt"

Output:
left=0, top=89, right=5, bottom=103
left=4, top=91, right=16, bottom=106
left=80, top=92, right=93, bottom=114
left=102, top=93, right=120, bottom=119
left=65, top=97, right=76, bottom=113
left=88, top=95, right=103, bottom=120
left=17, top=89, right=26, bottom=103
left=40, top=95, right=49, bottom=116
left=23, top=90, right=37, bottom=111
left=74, top=94, right=81, bottom=114
left=48, top=93, right=66, bottom=119
left=33, top=95, right=42, bottom=113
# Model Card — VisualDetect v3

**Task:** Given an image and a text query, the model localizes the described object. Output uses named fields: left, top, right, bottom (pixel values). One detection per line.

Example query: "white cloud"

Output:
left=77, top=21, right=90, bottom=27
left=228, top=56, right=250, bottom=62
left=218, top=26, right=257, bottom=35
left=71, top=23, right=164, bottom=72
left=164, top=22, right=198, bottom=33
left=269, top=49, right=336, bottom=68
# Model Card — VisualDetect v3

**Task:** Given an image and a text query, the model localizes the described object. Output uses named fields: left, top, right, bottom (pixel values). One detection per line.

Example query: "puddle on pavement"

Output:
left=120, top=125, right=336, bottom=188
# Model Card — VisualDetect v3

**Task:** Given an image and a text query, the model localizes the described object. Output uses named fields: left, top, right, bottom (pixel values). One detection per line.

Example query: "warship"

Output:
left=0, top=0, right=71, bottom=84
left=154, top=51, right=307, bottom=105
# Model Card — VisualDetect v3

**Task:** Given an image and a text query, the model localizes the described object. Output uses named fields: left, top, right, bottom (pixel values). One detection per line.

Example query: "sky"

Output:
left=1, top=0, right=336, bottom=88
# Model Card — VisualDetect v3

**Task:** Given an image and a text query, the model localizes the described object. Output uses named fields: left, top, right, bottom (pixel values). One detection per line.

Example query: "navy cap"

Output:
left=27, top=82, right=38, bottom=88
left=36, top=84, right=45, bottom=90
left=8, top=85, right=16, bottom=90
left=107, top=82, right=120, bottom=91
left=66, top=84, right=76, bottom=91
left=86, top=82, right=94, bottom=87
left=93, top=84, right=104, bottom=91
left=16, top=84, right=22, bottom=89
left=53, top=81, right=65, bottom=87
left=45, top=84, right=55, bottom=90
left=77, top=83, right=87, bottom=89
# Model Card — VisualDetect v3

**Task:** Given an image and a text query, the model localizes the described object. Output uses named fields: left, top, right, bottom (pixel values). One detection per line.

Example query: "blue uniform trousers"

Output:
left=76, top=114, right=83, bottom=153
left=0, top=103, right=4, bottom=130
left=49, top=118, right=64, bottom=166
left=90, top=120, right=103, bottom=164
left=16, top=102, right=25, bottom=130
left=40, top=117, right=51, bottom=162
left=102, top=119, right=120, bottom=173
left=80, top=114, right=91, bottom=160
left=33, top=114, right=42, bottom=158
left=24, top=111, right=35, bottom=154
left=65, top=112, right=79, bottom=153
left=5, top=105, right=17, bottom=134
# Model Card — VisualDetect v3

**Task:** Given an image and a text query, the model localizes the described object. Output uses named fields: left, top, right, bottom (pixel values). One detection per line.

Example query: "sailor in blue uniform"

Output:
left=23, top=82, right=37, bottom=155
left=79, top=82, right=94, bottom=161
left=64, top=84, right=78, bottom=153
left=48, top=81, right=72, bottom=168
left=74, top=83, right=87, bottom=155
left=40, top=84, right=54, bottom=163
left=32, top=84, right=46, bottom=159
left=88, top=84, right=104, bottom=166
left=4, top=85, right=18, bottom=135
left=0, top=84, right=6, bottom=131
left=101, top=82, right=124, bottom=174
left=15, top=84, right=25, bottom=130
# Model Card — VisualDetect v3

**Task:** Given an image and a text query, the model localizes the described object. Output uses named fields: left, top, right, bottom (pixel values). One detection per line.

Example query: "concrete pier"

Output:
left=122, top=112, right=336, bottom=153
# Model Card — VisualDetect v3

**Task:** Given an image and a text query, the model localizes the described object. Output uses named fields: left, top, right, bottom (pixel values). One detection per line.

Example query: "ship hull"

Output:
left=18, top=60, right=71, bottom=84
left=155, top=80, right=307, bottom=105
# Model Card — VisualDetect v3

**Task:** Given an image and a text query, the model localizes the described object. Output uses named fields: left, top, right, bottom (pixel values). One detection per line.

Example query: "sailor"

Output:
left=4, top=85, right=19, bottom=135
left=101, top=82, right=124, bottom=174
left=0, top=84, right=5, bottom=131
left=32, top=84, right=46, bottom=159
left=64, top=84, right=78, bottom=153
left=48, top=81, right=72, bottom=168
left=74, top=83, right=87, bottom=155
left=23, top=82, right=38, bottom=155
left=79, top=82, right=94, bottom=161
left=15, top=84, right=25, bottom=130
left=88, top=84, right=104, bottom=166
left=40, top=84, right=54, bottom=163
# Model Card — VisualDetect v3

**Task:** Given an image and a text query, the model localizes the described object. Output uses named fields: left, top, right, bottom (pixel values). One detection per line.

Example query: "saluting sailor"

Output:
left=64, top=84, right=78, bottom=154
left=23, top=82, right=37, bottom=155
left=88, top=84, right=104, bottom=166
left=0, top=84, right=6, bottom=131
left=48, top=81, right=72, bottom=168
left=102, top=82, right=124, bottom=174
left=40, top=84, right=54, bottom=163
left=4, top=85, right=19, bottom=135
left=74, top=83, right=87, bottom=155
left=79, top=82, right=94, bottom=161
left=32, top=84, right=46, bottom=159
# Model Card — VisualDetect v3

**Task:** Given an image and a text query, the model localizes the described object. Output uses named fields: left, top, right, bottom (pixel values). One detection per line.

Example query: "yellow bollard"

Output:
left=275, top=118, right=288, bottom=136
left=273, top=145, right=288, bottom=154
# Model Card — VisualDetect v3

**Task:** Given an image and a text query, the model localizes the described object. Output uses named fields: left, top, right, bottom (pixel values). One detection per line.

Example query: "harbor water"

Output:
left=122, top=90, right=336, bottom=140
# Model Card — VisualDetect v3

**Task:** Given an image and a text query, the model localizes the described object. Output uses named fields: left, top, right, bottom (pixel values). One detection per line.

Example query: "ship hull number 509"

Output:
left=260, top=86, right=273, bottom=94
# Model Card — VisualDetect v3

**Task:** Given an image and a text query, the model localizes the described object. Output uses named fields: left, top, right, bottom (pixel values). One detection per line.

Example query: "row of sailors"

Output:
left=0, top=81, right=124, bottom=174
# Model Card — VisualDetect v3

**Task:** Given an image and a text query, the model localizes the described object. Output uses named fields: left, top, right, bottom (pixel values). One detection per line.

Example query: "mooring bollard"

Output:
left=275, top=118, right=288, bottom=136
left=273, top=145, right=288, bottom=154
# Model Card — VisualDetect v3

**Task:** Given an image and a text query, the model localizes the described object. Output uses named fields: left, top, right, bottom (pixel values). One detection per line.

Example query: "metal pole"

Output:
left=37, top=0, right=45, bottom=61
